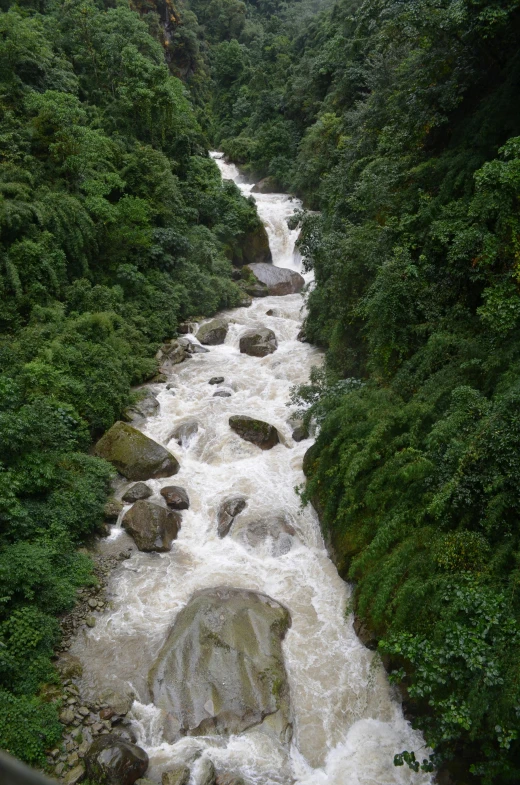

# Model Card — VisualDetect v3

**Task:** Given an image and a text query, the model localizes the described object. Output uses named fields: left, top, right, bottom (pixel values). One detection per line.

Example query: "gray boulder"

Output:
left=292, top=426, right=308, bottom=442
left=232, top=515, right=296, bottom=557
left=217, top=496, right=247, bottom=538
left=156, top=340, right=188, bottom=368
left=229, top=416, right=279, bottom=450
left=94, top=422, right=180, bottom=481
left=123, top=389, right=160, bottom=422
left=196, top=319, right=228, bottom=346
left=251, top=176, right=280, bottom=194
left=239, top=328, right=277, bottom=357
left=122, top=500, right=181, bottom=552
left=244, top=263, right=304, bottom=296
left=171, top=419, right=199, bottom=445
left=85, top=735, right=148, bottom=785
left=162, top=767, right=190, bottom=785
left=209, top=377, right=225, bottom=385
left=122, top=483, right=152, bottom=503
left=160, top=485, right=190, bottom=510
left=98, top=688, right=134, bottom=716
left=148, top=587, right=292, bottom=742
left=197, top=759, right=216, bottom=785
left=213, top=390, right=232, bottom=398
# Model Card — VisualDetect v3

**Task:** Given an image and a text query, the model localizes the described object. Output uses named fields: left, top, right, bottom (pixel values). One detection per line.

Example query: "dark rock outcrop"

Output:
left=160, top=486, right=190, bottom=510
left=234, top=224, right=272, bottom=266
left=209, top=377, right=225, bottom=385
left=196, top=319, right=228, bottom=346
left=292, top=426, right=308, bottom=442
left=148, top=587, right=292, bottom=742
left=94, top=422, right=180, bottom=481
left=85, top=735, right=148, bottom=785
left=217, top=496, right=247, bottom=538
left=229, top=415, right=279, bottom=450
left=239, top=328, right=277, bottom=357
left=244, top=263, right=304, bottom=296
left=122, top=483, right=152, bottom=503
left=122, top=500, right=181, bottom=552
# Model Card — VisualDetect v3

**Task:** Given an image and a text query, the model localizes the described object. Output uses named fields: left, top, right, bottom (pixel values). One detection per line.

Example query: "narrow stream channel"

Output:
left=70, top=154, right=432, bottom=785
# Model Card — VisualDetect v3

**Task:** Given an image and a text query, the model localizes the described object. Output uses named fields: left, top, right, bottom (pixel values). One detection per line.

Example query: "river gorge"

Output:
left=64, top=154, right=433, bottom=785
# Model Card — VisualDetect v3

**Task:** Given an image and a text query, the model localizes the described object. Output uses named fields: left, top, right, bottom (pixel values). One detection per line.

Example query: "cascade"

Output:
left=68, top=153, right=432, bottom=785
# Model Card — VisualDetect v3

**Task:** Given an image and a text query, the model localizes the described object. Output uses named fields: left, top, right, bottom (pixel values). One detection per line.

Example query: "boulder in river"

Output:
left=229, top=415, right=279, bottom=450
left=196, top=319, right=228, bottom=345
left=213, top=389, right=232, bottom=397
left=160, top=485, right=190, bottom=510
left=148, top=586, right=292, bottom=742
left=99, top=688, right=134, bottom=716
left=209, top=377, right=225, bottom=385
left=292, top=425, right=308, bottom=442
left=123, top=389, right=160, bottom=423
left=217, top=496, right=247, bottom=538
left=122, top=500, right=181, bottom=552
left=231, top=514, right=297, bottom=557
left=104, top=498, right=123, bottom=521
left=197, top=759, right=216, bottom=785
left=244, top=263, right=304, bottom=296
left=122, top=482, right=153, bottom=503
left=171, top=419, right=199, bottom=445
left=239, top=328, right=277, bottom=357
left=94, top=422, right=180, bottom=481
left=162, top=766, right=190, bottom=785
left=85, top=735, right=148, bottom=785
left=156, top=340, right=189, bottom=368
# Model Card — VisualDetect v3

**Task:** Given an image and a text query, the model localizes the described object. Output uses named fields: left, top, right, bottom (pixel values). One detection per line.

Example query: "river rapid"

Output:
left=70, top=154, right=433, bottom=785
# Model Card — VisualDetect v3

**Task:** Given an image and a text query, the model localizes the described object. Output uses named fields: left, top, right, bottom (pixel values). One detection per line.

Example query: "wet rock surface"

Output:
left=124, top=389, right=160, bottom=423
left=85, top=734, right=149, bottom=785
left=162, top=766, right=190, bottom=785
left=239, top=328, right=277, bottom=357
left=231, top=515, right=297, bottom=557
left=170, top=419, right=199, bottom=445
left=94, top=422, right=180, bottom=481
left=229, top=415, right=279, bottom=450
left=148, top=586, right=292, bottom=742
left=244, top=263, right=304, bottom=296
left=217, top=496, right=247, bottom=538
left=122, top=482, right=153, bottom=503
left=160, top=485, right=190, bottom=510
left=196, top=319, right=228, bottom=345
left=122, top=500, right=181, bottom=552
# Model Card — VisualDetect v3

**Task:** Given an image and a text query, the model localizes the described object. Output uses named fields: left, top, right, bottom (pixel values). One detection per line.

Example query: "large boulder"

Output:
left=244, top=263, right=304, bottom=296
left=251, top=176, right=280, bottom=194
left=122, top=500, right=181, bottom=552
left=156, top=340, right=188, bottom=369
left=162, top=767, right=190, bottom=785
left=94, top=422, right=180, bottom=481
left=160, top=486, right=190, bottom=510
left=123, top=388, right=160, bottom=423
left=234, top=224, right=272, bottom=266
left=98, top=688, right=134, bottom=717
left=239, top=328, right=277, bottom=357
left=148, top=587, right=292, bottom=742
left=196, top=319, right=228, bottom=346
left=85, top=735, right=148, bottom=785
left=229, top=416, right=279, bottom=450
left=217, top=496, right=247, bottom=538
left=122, top=482, right=153, bottom=503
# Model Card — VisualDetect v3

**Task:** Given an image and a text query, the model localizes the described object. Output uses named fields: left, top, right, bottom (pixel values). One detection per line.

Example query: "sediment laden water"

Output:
left=70, top=154, right=432, bottom=785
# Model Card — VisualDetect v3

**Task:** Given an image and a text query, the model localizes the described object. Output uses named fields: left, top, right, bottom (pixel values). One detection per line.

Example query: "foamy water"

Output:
left=70, top=153, right=432, bottom=785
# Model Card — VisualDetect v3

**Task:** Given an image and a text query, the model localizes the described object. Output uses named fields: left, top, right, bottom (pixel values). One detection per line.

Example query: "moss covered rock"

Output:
left=196, top=319, right=228, bottom=345
left=94, top=421, right=180, bottom=480
left=234, top=223, right=272, bottom=266
left=251, top=176, right=281, bottom=194
left=148, top=587, right=292, bottom=742
left=229, top=415, right=279, bottom=449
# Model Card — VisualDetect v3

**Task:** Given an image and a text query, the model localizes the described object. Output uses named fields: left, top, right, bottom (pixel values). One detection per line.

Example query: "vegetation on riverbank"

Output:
left=0, top=0, right=264, bottom=763
left=195, top=0, right=520, bottom=781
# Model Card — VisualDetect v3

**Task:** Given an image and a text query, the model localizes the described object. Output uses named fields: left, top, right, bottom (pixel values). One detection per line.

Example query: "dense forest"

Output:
left=2, top=0, right=520, bottom=782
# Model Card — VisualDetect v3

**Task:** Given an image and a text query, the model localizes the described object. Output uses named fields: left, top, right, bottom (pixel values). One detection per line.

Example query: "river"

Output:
left=69, top=153, right=432, bottom=785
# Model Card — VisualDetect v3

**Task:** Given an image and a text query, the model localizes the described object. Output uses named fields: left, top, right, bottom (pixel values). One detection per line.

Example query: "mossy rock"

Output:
left=196, top=319, right=228, bottom=345
left=148, top=587, right=292, bottom=743
left=94, top=421, right=180, bottom=481
left=234, top=223, right=272, bottom=266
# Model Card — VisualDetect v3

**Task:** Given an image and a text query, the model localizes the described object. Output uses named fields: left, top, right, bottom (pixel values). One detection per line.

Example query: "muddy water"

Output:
left=70, top=154, right=432, bottom=785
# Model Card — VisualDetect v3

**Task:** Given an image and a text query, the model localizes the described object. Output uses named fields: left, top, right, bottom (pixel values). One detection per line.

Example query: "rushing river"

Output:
left=70, top=153, right=432, bottom=785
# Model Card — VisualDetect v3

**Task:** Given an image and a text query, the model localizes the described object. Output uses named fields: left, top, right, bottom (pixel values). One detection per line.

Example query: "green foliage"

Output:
left=0, top=0, right=264, bottom=764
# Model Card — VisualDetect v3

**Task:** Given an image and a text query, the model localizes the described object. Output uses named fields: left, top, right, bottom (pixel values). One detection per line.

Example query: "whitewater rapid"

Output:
left=70, top=153, right=432, bottom=785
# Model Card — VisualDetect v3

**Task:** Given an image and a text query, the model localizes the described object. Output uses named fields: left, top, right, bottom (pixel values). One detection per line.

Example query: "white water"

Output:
left=71, top=154, right=432, bottom=785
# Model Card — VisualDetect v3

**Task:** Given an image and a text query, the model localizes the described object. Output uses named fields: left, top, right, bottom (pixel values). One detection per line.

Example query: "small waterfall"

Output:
left=69, top=153, right=432, bottom=785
